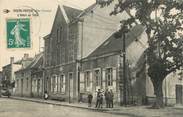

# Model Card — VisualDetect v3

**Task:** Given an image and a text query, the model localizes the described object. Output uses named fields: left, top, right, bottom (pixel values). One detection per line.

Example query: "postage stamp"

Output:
left=6, top=18, right=31, bottom=48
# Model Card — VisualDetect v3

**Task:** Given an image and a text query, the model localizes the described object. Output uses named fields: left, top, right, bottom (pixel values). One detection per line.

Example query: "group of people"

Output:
left=87, top=89, right=114, bottom=108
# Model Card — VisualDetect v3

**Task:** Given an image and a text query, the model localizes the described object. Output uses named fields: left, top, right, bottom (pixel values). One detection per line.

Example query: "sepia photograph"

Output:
left=0, top=0, right=183, bottom=117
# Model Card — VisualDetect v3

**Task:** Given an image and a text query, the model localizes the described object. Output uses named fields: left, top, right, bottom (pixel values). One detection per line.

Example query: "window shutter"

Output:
left=102, top=69, right=106, bottom=89
left=112, top=67, right=117, bottom=91
left=63, top=75, right=66, bottom=93
left=80, top=72, right=85, bottom=93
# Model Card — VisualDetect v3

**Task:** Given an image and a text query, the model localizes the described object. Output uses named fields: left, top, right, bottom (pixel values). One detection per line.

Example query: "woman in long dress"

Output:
left=11, top=21, right=27, bottom=46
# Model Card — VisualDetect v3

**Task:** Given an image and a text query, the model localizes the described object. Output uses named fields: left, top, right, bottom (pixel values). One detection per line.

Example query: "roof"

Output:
left=43, top=34, right=51, bottom=40
left=2, top=64, right=11, bottom=68
left=15, top=53, right=43, bottom=73
left=14, top=58, right=33, bottom=64
left=24, top=52, right=43, bottom=70
left=78, top=3, right=97, bottom=17
left=87, top=25, right=145, bottom=58
left=29, top=53, right=43, bottom=69
left=63, top=5, right=83, bottom=22
left=2, top=57, right=33, bottom=69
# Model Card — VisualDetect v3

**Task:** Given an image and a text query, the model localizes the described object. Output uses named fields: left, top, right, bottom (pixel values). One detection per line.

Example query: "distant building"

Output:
left=0, top=71, right=2, bottom=86
left=2, top=57, right=20, bottom=85
left=31, top=53, right=44, bottom=98
left=2, top=54, right=32, bottom=93
left=15, top=53, right=43, bottom=97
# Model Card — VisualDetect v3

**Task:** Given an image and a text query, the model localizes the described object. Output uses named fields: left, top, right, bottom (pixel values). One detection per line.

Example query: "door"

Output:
left=176, top=85, right=183, bottom=104
left=69, top=73, right=74, bottom=102
left=21, top=79, right=23, bottom=97
left=37, top=79, right=40, bottom=97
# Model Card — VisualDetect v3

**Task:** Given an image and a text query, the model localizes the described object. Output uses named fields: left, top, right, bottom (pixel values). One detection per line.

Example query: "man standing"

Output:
left=95, top=89, right=101, bottom=108
left=88, top=93, right=93, bottom=107
left=109, top=89, right=114, bottom=108
left=105, top=89, right=110, bottom=108
left=99, top=92, right=103, bottom=108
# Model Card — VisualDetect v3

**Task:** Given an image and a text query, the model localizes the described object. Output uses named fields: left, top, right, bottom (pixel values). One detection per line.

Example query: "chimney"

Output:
left=23, top=53, right=29, bottom=60
left=10, top=57, right=14, bottom=64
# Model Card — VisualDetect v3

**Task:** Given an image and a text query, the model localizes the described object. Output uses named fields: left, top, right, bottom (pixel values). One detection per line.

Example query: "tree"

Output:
left=98, top=0, right=183, bottom=108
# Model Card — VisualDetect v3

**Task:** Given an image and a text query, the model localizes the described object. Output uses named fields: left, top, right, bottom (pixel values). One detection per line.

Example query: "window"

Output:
left=68, top=46, right=74, bottom=62
left=94, top=70, right=100, bottom=86
left=85, top=71, right=90, bottom=87
left=51, top=76, right=56, bottom=93
left=57, top=27, right=62, bottom=43
left=58, top=76, right=60, bottom=92
left=16, top=79, right=19, bottom=89
left=26, top=78, right=29, bottom=90
left=57, top=27, right=61, bottom=43
left=106, top=68, right=113, bottom=86
left=34, top=80, right=37, bottom=93
left=21, top=73, right=24, bottom=77
left=37, top=79, right=40, bottom=93
left=60, top=75, right=65, bottom=93
left=61, top=48, right=65, bottom=63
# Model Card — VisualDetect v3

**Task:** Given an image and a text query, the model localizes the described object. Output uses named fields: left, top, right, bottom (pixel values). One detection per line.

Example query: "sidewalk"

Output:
left=8, top=96, right=183, bottom=117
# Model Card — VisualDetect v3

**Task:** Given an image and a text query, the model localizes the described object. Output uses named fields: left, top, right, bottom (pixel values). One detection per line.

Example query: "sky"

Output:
left=0, top=0, right=95, bottom=71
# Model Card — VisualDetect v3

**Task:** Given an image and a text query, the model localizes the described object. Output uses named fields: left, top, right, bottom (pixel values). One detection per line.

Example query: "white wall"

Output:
left=78, top=3, right=130, bottom=59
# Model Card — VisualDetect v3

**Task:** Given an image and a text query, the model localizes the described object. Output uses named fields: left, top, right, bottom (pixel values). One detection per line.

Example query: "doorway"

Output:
left=21, top=79, right=23, bottom=97
left=176, top=85, right=183, bottom=104
left=69, top=73, right=74, bottom=103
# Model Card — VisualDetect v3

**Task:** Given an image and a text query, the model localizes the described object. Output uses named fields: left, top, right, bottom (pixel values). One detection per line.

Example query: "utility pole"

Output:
left=119, top=23, right=128, bottom=106
left=122, top=31, right=127, bottom=106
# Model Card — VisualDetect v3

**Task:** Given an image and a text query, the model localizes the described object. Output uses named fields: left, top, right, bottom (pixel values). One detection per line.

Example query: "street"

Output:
left=1, top=98, right=183, bottom=117
left=0, top=98, right=123, bottom=117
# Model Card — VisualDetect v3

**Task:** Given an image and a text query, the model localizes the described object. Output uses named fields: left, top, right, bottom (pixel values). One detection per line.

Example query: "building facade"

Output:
left=79, top=25, right=148, bottom=105
left=43, top=5, right=82, bottom=102
left=43, top=2, right=130, bottom=102
left=2, top=54, right=31, bottom=94
left=0, top=71, right=2, bottom=86
left=31, top=53, right=44, bottom=98
left=15, top=53, right=43, bottom=97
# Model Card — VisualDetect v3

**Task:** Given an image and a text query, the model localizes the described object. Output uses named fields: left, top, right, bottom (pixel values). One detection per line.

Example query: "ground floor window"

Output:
left=16, top=79, right=19, bottom=90
left=84, top=71, right=90, bottom=88
left=26, top=78, right=29, bottom=90
left=51, top=75, right=58, bottom=93
left=37, top=79, right=41, bottom=93
left=60, top=74, right=65, bottom=93
left=94, top=69, right=101, bottom=87
left=32, top=79, right=37, bottom=93
left=106, top=68, right=113, bottom=86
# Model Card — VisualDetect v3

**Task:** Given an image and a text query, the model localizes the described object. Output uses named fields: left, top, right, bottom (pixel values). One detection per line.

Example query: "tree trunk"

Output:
left=151, top=78, right=164, bottom=108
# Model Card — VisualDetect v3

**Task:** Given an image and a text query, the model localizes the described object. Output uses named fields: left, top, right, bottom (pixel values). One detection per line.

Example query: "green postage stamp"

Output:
left=6, top=18, right=31, bottom=48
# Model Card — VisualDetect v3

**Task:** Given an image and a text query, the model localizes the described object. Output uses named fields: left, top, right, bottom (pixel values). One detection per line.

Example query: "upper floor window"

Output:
left=60, top=48, right=65, bottom=64
left=57, top=27, right=62, bottom=43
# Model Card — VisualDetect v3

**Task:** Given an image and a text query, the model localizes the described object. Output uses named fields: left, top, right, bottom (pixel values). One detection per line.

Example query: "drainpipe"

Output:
left=67, top=22, right=71, bottom=103
left=77, top=18, right=84, bottom=102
